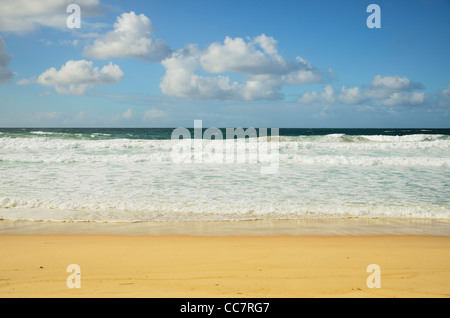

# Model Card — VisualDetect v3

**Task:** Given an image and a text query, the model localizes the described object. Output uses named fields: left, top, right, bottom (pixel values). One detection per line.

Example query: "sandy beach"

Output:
left=1, top=232, right=449, bottom=298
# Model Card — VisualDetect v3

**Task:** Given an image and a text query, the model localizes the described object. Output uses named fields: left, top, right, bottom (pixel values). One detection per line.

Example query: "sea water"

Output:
left=0, top=128, right=449, bottom=222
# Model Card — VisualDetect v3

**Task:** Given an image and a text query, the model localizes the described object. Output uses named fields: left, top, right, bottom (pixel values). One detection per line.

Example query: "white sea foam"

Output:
left=0, top=133, right=449, bottom=222
left=0, top=135, right=449, bottom=163
left=30, top=131, right=54, bottom=135
left=0, top=199, right=448, bottom=222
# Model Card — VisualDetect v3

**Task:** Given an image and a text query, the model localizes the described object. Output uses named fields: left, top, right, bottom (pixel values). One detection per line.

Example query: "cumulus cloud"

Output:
left=298, top=75, right=429, bottom=107
left=297, top=85, right=335, bottom=104
left=365, top=75, right=427, bottom=106
left=19, top=60, right=124, bottom=95
left=338, top=86, right=365, bottom=105
left=438, top=84, right=450, bottom=107
left=200, top=35, right=286, bottom=75
left=83, top=11, right=172, bottom=61
left=365, top=75, right=424, bottom=100
left=0, top=0, right=102, bottom=33
left=161, top=45, right=280, bottom=101
left=160, top=34, right=323, bottom=101
left=253, top=34, right=278, bottom=55
left=381, top=91, right=426, bottom=106
left=0, top=37, right=13, bottom=84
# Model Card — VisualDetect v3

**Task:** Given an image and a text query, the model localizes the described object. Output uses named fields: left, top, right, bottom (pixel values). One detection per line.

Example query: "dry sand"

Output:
left=1, top=234, right=449, bottom=298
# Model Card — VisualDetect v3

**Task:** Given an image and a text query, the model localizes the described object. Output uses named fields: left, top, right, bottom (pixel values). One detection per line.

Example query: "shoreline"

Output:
left=0, top=218, right=449, bottom=236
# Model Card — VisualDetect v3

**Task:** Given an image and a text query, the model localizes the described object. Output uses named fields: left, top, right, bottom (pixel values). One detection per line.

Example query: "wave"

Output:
left=0, top=153, right=448, bottom=167
left=0, top=134, right=449, bottom=166
left=1, top=129, right=448, bottom=223
left=0, top=199, right=448, bottom=222
left=278, top=133, right=450, bottom=143
left=0, top=131, right=116, bottom=140
left=1, top=133, right=449, bottom=147
left=30, top=131, right=57, bottom=135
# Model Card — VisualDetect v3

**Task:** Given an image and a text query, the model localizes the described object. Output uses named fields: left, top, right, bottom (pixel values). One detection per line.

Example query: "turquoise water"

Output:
left=1, top=128, right=450, bottom=140
left=0, top=128, right=449, bottom=222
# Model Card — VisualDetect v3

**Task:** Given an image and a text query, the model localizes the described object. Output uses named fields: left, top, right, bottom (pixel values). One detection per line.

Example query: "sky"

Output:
left=0, top=0, right=449, bottom=128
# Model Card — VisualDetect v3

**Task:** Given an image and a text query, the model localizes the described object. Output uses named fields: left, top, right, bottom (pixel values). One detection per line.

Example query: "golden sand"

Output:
left=0, top=235, right=449, bottom=298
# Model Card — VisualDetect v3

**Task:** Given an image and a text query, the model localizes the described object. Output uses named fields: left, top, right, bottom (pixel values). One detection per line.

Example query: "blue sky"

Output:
left=0, top=0, right=449, bottom=128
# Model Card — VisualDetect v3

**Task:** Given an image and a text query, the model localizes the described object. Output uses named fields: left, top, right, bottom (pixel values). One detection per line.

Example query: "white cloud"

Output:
left=437, top=84, right=450, bottom=107
left=364, top=75, right=426, bottom=106
left=160, top=45, right=282, bottom=101
left=297, top=85, right=335, bottom=104
left=0, top=37, right=13, bottom=84
left=199, top=35, right=320, bottom=82
left=365, top=75, right=424, bottom=100
left=381, top=91, right=426, bottom=106
left=201, top=36, right=281, bottom=75
left=299, top=75, right=429, bottom=107
left=83, top=11, right=172, bottom=61
left=253, top=34, right=278, bottom=55
left=370, top=74, right=423, bottom=91
left=0, top=0, right=102, bottom=33
left=19, top=59, right=124, bottom=95
left=338, top=86, right=365, bottom=105
left=160, top=34, right=323, bottom=101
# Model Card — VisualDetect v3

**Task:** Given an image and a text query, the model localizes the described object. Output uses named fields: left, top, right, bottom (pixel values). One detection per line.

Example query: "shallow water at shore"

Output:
left=1, top=218, right=449, bottom=236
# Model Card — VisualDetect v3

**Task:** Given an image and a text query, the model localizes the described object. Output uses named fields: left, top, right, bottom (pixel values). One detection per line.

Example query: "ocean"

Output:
left=0, top=128, right=449, bottom=223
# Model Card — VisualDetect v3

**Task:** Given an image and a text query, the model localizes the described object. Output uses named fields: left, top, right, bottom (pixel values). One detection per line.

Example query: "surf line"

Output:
left=171, top=120, right=279, bottom=174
